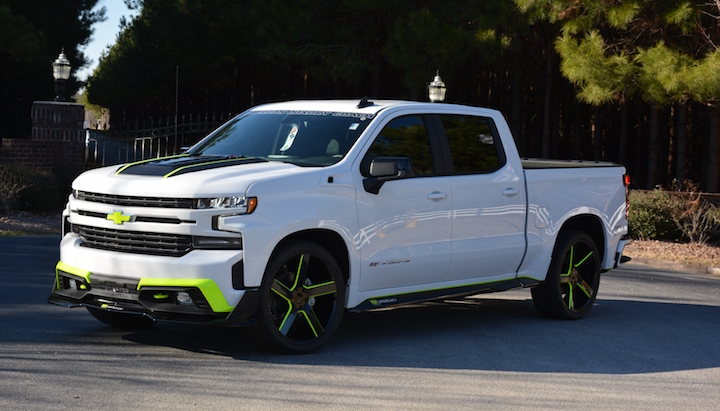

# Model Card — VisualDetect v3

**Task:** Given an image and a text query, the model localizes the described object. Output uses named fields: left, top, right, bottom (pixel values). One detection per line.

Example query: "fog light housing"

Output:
left=176, top=291, right=194, bottom=306
left=193, top=236, right=243, bottom=249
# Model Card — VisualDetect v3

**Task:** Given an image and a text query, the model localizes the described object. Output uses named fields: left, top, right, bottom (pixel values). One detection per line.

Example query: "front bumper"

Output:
left=49, top=260, right=260, bottom=325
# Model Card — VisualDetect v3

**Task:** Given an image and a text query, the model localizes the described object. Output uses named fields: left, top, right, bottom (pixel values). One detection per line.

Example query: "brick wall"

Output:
left=0, top=101, right=84, bottom=170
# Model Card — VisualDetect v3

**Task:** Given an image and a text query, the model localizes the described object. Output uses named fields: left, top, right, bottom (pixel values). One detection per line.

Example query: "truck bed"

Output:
left=521, top=158, right=620, bottom=169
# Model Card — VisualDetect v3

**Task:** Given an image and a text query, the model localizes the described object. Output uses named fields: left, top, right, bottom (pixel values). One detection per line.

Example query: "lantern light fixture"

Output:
left=427, top=70, right=447, bottom=103
left=52, top=48, right=72, bottom=101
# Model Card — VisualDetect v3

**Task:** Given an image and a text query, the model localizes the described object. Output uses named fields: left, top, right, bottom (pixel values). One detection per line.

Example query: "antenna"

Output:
left=356, top=96, right=374, bottom=109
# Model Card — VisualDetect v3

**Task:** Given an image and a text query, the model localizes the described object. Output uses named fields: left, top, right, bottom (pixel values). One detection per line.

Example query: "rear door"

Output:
left=432, top=114, right=527, bottom=282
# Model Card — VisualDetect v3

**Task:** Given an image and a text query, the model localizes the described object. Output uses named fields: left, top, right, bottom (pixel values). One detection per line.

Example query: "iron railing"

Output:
left=85, top=114, right=235, bottom=166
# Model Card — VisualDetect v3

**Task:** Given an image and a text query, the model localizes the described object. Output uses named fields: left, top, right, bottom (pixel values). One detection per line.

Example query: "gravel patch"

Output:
left=0, top=211, right=61, bottom=235
left=624, top=239, right=720, bottom=269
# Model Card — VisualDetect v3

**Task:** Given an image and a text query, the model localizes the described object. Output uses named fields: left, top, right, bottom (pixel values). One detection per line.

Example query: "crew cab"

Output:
left=49, top=99, right=629, bottom=353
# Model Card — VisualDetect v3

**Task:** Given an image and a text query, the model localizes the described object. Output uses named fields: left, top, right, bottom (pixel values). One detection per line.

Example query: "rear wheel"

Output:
left=86, top=307, right=155, bottom=329
left=253, top=241, right=345, bottom=354
left=532, top=230, right=601, bottom=320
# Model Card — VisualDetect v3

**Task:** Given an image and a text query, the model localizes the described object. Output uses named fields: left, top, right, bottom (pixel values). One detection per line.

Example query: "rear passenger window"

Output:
left=440, top=115, right=503, bottom=174
left=363, top=115, right=435, bottom=176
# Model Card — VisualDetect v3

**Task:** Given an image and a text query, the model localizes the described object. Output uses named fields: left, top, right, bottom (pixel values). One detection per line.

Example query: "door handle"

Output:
left=502, top=188, right=520, bottom=197
left=427, top=191, right=448, bottom=201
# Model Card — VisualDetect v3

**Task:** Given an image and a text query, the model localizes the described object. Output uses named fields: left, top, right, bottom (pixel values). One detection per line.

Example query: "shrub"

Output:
left=0, top=164, right=28, bottom=213
left=629, top=188, right=720, bottom=244
left=628, top=189, right=679, bottom=240
left=0, top=164, right=82, bottom=214
left=666, top=191, right=720, bottom=244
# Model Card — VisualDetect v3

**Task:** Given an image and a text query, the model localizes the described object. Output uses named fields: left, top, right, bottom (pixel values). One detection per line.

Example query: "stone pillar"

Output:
left=31, top=101, right=84, bottom=143
left=0, top=101, right=85, bottom=169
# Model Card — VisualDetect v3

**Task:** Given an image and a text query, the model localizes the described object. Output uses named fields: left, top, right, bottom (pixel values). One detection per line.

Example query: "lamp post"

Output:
left=427, top=70, right=447, bottom=103
left=52, top=48, right=72, bottom=102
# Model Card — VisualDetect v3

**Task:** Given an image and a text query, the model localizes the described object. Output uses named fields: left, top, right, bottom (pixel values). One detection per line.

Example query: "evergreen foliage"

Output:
left=0, top=1, right=105, bottom=138
left=3, top=0, right=718, bottom=192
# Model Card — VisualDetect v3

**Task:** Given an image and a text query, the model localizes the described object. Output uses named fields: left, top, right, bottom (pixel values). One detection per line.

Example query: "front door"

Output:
left=355, top=114, right=452, bottom=292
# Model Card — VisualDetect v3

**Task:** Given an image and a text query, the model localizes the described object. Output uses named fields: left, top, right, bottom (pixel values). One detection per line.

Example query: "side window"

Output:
left=363, top=115, right=435, bottom=176
left=440, top=115, right=504, bottom=174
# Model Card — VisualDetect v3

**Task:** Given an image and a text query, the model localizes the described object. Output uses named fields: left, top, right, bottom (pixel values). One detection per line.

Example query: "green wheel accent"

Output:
left=559, top=246, right=596, bottom=309
left=254, top=241, right=346, bottom=354
left=532, top=230, right=601, bottom=320
left=137, top=278, right=234, bottom=312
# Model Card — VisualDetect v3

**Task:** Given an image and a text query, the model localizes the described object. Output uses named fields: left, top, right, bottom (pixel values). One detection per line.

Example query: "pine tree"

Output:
left=515, top=0, right=720, bottom=190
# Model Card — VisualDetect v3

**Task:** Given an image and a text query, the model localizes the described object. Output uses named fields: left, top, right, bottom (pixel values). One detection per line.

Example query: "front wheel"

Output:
left=253, top=241, right=346, bottom=354
left=532, top=230, right=601, bottom=320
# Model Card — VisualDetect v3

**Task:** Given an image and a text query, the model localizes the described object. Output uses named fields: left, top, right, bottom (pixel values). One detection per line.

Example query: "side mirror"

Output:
left=363, top=156, right=414, bottom=194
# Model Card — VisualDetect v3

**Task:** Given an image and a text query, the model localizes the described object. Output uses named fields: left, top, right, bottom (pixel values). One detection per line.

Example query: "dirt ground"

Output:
left=0, top=211, right=60, bottom=235
left=623, top=238, right=720, bottom=269
left=1, top=211, right=719, bottom=269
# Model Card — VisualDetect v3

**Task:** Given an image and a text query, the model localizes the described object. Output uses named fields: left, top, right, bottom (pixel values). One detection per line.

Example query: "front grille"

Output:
left=77, top=210, right=186, bottom=225
left=77, top=191, right=195, bottom=209
left=73, top=224, right=193, bottom=257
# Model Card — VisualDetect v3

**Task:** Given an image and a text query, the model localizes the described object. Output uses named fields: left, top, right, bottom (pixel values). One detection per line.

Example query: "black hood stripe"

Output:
left=116, top=155, right=267, bottom=178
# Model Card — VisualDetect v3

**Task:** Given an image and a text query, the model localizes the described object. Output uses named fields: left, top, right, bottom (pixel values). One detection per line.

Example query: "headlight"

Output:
left=196, top=196, right=257, bottom=213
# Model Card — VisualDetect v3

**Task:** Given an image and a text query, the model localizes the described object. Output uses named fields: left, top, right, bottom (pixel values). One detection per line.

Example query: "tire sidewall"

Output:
left=532, top=230, right=601, bottom=320
left=255, top=240, right=346, bottom=354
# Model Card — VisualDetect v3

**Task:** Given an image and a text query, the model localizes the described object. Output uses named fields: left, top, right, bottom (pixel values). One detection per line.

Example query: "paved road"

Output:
left=1, top=235, right=719, bottom=410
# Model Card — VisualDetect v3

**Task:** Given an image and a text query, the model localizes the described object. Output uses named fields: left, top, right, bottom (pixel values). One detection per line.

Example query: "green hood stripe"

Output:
left=116, top=155, right=266, bottom=178
left=115, top=154, right=190, bottom=175
left=162, top=157, right=263, bottom=178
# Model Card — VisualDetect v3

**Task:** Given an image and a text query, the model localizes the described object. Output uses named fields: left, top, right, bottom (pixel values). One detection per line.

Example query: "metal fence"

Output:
left=85, top=114, right=235, bottom=166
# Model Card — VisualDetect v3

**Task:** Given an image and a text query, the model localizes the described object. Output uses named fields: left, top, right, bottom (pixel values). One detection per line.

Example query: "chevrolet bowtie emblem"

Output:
left=107, top=211, right=132, bottom=225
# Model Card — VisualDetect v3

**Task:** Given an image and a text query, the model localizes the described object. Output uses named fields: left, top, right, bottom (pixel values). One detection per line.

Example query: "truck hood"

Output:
left=73, top=156, right=306, bottom=197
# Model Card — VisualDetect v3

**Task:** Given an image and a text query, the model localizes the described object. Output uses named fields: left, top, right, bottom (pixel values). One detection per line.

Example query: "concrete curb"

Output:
left=627, top=257, right=720, bottom=277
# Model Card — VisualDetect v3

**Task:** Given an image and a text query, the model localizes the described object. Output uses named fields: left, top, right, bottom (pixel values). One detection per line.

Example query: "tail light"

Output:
left=623, top=173, right=631, bottom=219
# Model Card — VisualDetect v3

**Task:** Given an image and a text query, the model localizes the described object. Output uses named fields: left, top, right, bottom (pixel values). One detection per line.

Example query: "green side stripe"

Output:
left=115, top=154, right=190, bottom=175
left=163, top=158, right=252, bottom=178
left=137, top=278, right=234, bottom=313
left=366, top=278, right=516, bottom=303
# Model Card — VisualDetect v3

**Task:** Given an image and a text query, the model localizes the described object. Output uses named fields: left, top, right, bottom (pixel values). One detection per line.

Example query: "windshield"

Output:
left=190, top=110, right=374, bottom=166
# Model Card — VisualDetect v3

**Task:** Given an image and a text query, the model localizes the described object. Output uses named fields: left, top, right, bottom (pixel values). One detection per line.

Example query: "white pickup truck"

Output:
left=49, top=99, right=629, bottom=353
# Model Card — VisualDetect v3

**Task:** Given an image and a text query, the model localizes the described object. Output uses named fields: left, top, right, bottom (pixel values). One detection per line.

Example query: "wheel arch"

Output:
left=556, top=214, right=606, bottom=263
left=270, top=229, right=351, bottom=287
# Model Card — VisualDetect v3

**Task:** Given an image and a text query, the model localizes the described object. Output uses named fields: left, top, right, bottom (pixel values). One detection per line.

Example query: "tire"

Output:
left=532, top=230, right=601, bottom=320
left=253, top=241, right=346, bottom=354
left=86, top=307, right=155, bottom=329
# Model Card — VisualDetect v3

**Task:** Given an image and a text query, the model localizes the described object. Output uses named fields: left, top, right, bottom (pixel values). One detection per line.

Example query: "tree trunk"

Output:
left=510, top=48, right=523, bottom=152
left=618, top=98, right=628, bottom=165
left=647, top=102, right=659, bottom=189
left=573, top=100, right=582, bottom=159
left=675, top=102, right=687, bottom=188
left=707, top=105, right=720, bottom=192
left=541, top=45, right=553, bottom=159
left=593, top=105, right=602, bottom=161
